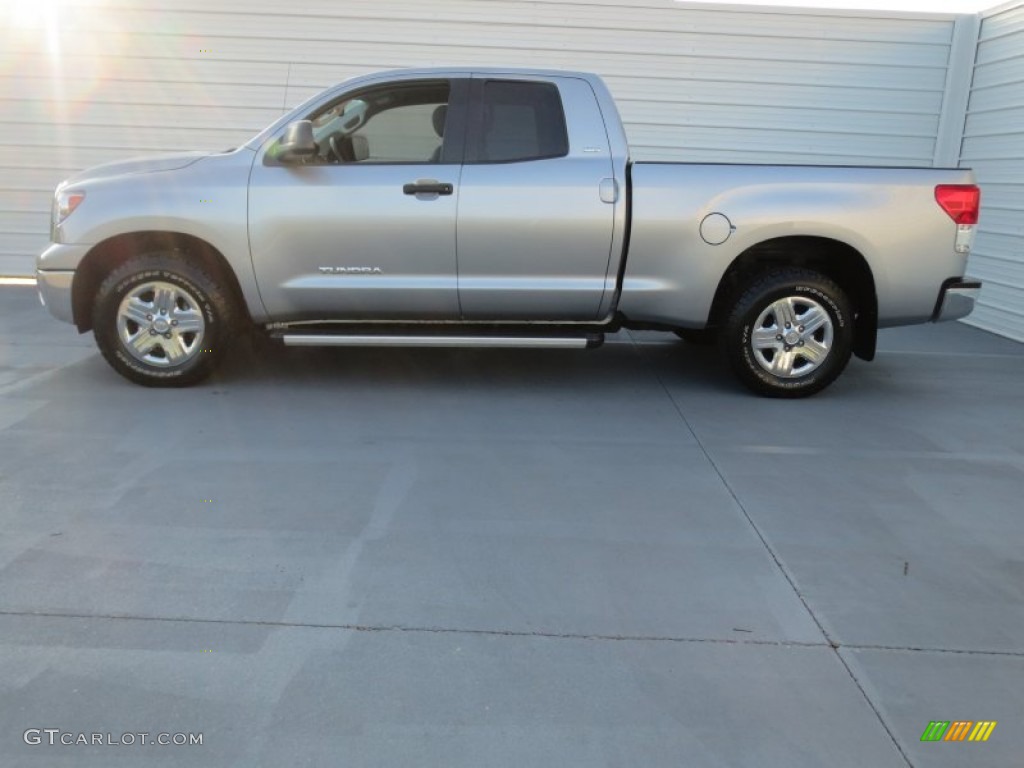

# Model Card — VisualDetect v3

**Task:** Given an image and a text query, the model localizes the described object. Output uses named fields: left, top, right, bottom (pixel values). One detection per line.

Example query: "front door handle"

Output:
left=403, top=181, right=453, bottom=196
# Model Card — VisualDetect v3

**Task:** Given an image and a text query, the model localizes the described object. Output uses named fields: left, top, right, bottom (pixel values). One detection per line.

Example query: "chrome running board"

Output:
left=279, top=333, right=602, bottom=349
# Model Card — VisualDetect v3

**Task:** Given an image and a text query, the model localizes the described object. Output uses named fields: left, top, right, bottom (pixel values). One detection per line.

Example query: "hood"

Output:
left=59, top=151, right=213, bottom=188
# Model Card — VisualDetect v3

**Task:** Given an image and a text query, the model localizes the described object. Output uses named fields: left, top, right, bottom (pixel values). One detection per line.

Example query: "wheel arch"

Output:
left=707, top=236, right=878, bottom=361
left=72, top=231, right=249, bottom=333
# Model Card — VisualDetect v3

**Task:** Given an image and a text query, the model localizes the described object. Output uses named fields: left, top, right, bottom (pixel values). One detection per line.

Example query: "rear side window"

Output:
left=475, top=81, right=569, bottom=163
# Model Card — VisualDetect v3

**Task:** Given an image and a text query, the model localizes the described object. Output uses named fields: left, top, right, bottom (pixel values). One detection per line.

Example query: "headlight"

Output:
left=54, top=189, right=86, bottom=228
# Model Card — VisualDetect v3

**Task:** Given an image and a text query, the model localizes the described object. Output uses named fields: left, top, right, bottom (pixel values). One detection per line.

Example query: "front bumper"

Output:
left=932, top=278, right=982, bottom=323
left=36, top=270, right=76, bottom=324
left=36, top=241, right=95, bottom=325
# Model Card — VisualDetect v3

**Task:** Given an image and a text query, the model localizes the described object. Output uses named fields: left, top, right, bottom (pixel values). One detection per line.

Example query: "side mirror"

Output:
left=276, top=120, right=317, bottom=163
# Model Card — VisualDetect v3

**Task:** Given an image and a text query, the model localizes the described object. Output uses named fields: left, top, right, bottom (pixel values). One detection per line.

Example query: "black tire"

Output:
left=92, top=252, right=238, bottom=387
left=720, top=268, right=853, bottom=398
left=674, top=328, right=717, bottom=346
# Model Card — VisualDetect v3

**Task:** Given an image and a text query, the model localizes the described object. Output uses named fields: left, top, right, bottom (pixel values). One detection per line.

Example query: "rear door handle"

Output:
left=403, top=181, right=453, bottom=196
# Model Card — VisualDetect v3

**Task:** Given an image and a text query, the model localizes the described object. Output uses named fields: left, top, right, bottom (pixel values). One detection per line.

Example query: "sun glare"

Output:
left=6, top=0, right=66, bottom=56
left=8, top=0, right=58, bottom=28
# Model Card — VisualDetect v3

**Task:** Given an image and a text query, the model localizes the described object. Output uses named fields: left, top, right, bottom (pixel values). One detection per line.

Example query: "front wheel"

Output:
left=721, top=268, right=853, bottom=398
left=92, top=252, right=238, bottom=387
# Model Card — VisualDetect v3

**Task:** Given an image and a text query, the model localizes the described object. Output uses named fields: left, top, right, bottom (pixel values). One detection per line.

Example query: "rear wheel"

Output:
left=92, top=252, right=237, bottom=386
left=721, top=268, right=853, bottom=397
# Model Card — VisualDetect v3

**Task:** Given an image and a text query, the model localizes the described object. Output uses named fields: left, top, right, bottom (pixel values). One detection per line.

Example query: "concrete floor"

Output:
left=1, top=283, right=1022, bottom=767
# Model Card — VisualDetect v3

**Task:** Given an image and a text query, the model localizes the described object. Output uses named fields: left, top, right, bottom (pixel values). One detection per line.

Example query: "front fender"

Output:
left=51, top=150, right=268, bottom=323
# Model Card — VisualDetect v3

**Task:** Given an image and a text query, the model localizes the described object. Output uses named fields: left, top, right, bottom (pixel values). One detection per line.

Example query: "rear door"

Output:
left=455, top=75, right=618, bottom=320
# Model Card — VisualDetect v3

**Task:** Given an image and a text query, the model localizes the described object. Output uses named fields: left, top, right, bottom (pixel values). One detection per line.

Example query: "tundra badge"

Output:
left=318, top=266, right=383, bottom=274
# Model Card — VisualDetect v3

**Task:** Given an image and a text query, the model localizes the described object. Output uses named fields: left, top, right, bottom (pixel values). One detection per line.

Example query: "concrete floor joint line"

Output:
left=2, top=610, right=1022, bottom=660
left=0, top=609, right=830, bottom=647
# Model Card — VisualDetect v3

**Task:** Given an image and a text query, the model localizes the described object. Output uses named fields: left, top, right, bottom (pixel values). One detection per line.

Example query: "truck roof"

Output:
left=365, top=66, right=602, bottom=82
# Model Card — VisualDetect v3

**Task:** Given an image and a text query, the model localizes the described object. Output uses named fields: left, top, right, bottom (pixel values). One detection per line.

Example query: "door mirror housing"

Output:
left=276, top=120, right=317, bottom=163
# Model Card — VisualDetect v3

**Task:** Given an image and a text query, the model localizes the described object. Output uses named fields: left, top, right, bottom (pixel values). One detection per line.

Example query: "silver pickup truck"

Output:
left=37, top=67, right=982, bottom=397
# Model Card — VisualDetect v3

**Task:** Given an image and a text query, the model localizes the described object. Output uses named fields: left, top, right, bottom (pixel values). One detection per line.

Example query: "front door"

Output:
left=249, top=78, right=467, bottom=322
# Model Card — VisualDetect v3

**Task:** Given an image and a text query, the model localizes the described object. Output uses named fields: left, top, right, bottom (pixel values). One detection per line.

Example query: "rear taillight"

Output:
left=935, top=185, right=980, bottom=225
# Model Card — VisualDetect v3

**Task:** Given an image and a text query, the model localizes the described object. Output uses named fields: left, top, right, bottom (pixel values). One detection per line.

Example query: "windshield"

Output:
left=244, top=84, right=347, bottom=151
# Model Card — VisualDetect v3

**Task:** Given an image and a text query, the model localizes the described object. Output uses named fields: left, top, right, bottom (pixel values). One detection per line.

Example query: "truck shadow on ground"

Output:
left=211, top=332, right=744, bottom=394
left=209, top=332, right=908, bottom=405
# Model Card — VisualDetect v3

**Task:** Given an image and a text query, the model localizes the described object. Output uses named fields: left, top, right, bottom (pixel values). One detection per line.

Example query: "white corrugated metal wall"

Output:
left=0, top=0, right=962, bottom=276
left=960, top=1, right=1024, bottom=342
left=0, top=0, right=967, bottom=277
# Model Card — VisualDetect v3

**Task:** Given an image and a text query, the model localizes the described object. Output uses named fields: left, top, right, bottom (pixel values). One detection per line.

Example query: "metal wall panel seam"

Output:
left=934, top=13, right=982, bottom=166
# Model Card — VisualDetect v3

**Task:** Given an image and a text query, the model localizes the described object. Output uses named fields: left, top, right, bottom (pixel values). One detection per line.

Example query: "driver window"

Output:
left=310, top=81, right=451, bottom=164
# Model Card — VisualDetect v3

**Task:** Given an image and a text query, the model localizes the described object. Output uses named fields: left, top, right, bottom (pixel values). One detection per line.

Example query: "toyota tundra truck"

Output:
left=36, top=67, right=982, bottom=397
